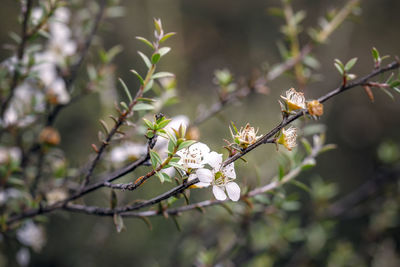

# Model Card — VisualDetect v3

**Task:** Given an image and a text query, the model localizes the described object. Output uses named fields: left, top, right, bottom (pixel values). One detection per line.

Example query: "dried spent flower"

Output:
left=277, top=126, right=298, bottom=151
left=307, top=100, right=324, bottom=116
left=281, top=88, right=306, bottom=111
left=234, top=123, right=262, bottom=148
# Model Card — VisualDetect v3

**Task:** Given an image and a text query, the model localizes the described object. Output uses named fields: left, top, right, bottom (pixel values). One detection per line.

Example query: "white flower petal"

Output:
left=222, top=162, right=236, bottom=179
left=189, top=142, right=210, bottom=155
left=207, top=151, right=222, bottom=170
left=196, top=168, right=213, bottom=183
left=212, top=186, right=227, bottom=201
left=226, top=182, right=241, bottom=201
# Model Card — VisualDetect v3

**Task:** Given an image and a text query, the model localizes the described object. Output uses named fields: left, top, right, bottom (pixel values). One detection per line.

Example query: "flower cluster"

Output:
left=1, top=7, right=76, bottom=127
left=280, top=88, right=324, bottom=117
left=178, top=143, right=240, bottom=201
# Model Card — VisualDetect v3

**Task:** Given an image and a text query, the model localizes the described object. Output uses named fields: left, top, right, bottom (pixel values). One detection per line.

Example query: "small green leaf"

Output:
left=344, top=57, right=358, bottom=72
left=138, top=51, right=152, bottom=69
left=319, top=144, right=337, bottom=154
left=301, top=138, right=312, bottom=155
left=278, top=165, right=285, bottom=180
left=113, top=214, right=125, bottom=233
left=389, top=80, right=400, bottom=88
left=160, top=32, right=176, bottom=43
left=167, top=140, right=175, bottom=154
left=393, top=87, right=400, bottom=94
left=118, top=78, right=132, bottom=103
left=151, top=53, right=161, bottom=64
left=380, top=86, right=394, bottom=100
left=178, top=140, right=196, bottom=151
left=230, top=121, right=239, bottom=134
left=143, top=79, right=154, bottom=93
left=168, top=162, right=186, bottom=171
left=161, top=172, right=172, bottom=183
left=153, top=18, right=162, bottom=34
left=152, top=72, right=174, bottom=80
left=136, top=36, right=155, bottom=49
left=143, top=118, right=154, bottom=129
left=120, top=101, right=129, bottom=111
left=150, top=150, right=162, bottom=168
left=165, top=130, right=177, bottom=147
left=158, top=47, right=171, bottom=57
left=133, top=103, right=154, bottom=111
left=290, top=180, right=311, bottom=193
left=371, top=47, right=380, bottom=61
left=156, top=171, right=165, bottom=183
left=137, top=97, right=155, bottom=103
left=334, top=63, right=344, bottom=75
left=130, top=69, right=144, bottom=85
left=99, top=119, right=110, bottom=134
left=156, top=119, right=171, bottom=129
left=301, top=158, right=316, bottom=170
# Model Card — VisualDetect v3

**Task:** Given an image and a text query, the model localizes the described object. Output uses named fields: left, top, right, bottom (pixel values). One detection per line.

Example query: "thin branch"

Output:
left=46, top=0, right=107, bottom=126
left=0, top=0, right=33, bottom=118
left=222, top=60, right=400, bottom=167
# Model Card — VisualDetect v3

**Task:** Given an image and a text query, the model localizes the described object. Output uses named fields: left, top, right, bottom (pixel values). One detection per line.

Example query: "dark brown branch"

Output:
left=6, top=152, right=149, bottom=226
left=222, top=60, right=400, bottom=167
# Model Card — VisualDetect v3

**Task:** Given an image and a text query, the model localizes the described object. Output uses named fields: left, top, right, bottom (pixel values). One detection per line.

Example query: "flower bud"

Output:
left=307, top=100, right=324, bottom=116
left=39, top=127, right=60, bottom=146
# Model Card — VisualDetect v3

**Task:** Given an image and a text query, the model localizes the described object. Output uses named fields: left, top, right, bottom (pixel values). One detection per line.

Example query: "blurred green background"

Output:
left=1, top=0, right=400, bottom=266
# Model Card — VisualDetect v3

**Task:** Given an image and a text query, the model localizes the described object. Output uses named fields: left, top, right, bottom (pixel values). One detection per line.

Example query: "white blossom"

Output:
left=191, top=151, right=240, bottom=201
left=176, top=142, right=210, bottom=170
left=109, top=142, right=147, bottom=164
left=16, top=221, right=46, bottom=252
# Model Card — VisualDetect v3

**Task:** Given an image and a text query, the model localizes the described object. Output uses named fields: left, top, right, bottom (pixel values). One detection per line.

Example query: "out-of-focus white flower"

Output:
left=0, top=146, right=22, bottom=164
left=277, top=126, right=298, bottom=151
left=176, top=142, right=210, bottom=170
left=0, top=188, right=24, bottom=206
left=281, top=88, right=306, bottom=111
left=1, top=83, right=44, bottom=127
left=16, top=221, right=46, bottom=252
left=46, top=188, right=68, bottom=205
left=31, top=7, right=43, bottom=25
left=191, top=151, right=240, bottom=201
left=109, top=142, right=147, bottom=164
left=47, top=7, right=76, bottom=63
left=16, top=247, right=30, bottom=267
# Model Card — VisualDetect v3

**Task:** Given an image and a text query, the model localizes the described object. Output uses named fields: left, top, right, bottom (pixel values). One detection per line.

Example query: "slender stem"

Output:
left=81, top=64, right=156, bottom=188
left=46, top=0, right=107, bottom=126
left=0, top=0, right=33, bottom=118
left=104, top=146, right=178, bottom=190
